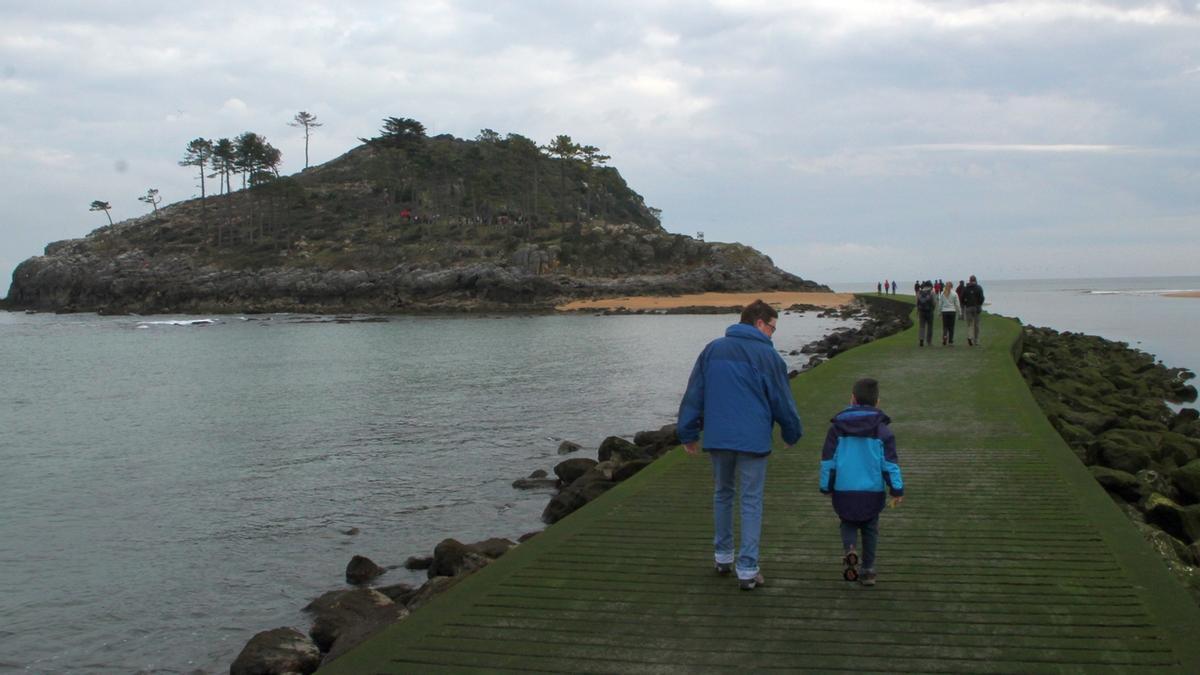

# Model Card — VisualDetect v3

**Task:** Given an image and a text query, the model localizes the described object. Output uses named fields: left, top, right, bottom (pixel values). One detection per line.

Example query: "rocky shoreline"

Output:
left=2, top=219, right=828, bottom=316
left=1017, top=325, right=1200, bottom=601
left=229, top=295, right=911, bottom=673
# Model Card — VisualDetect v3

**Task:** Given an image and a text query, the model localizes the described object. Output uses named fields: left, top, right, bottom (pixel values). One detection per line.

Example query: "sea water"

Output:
left=0, top=310, right=852, bottom=674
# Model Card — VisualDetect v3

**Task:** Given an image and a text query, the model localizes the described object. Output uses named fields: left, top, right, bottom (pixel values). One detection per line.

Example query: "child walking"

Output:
left=819, top=378, right=904, bottom=586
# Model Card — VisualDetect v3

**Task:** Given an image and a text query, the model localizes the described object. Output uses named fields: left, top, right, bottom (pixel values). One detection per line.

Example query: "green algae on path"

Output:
left=319, top=303, right=1200, bottom=673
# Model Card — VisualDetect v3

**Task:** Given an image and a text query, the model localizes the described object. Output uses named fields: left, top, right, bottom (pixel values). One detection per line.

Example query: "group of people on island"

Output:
left=675, top=281, right=986, bottom=590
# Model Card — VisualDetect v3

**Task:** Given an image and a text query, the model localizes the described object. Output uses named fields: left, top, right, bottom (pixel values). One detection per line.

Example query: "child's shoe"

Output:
left=859, top=569, right=877, bottom=586
left=739, top=573, right=765, bottom=590
left=842, top=550, right=859, bottom=582
left=714, top=562, right=733, bottom=576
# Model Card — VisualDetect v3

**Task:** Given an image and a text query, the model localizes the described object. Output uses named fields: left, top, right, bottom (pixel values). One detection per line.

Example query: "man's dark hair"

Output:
left=740, top=299, right=778, bottom=326
left=853, top=378, right=879, bottom=407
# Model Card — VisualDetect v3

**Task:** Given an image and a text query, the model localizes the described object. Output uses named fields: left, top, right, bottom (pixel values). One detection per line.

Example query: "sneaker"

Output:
left=860, top=569, right=877, bottom=586
left=967, top=338, right=973, bottom=346
left=842, top=551, right=859, bottom=582
left=918, top=339, right=924, bottom=347
left=739, top=573, right=765, bottom=590
left=714, top=562, right=733, bottom=576
left=942, top=336, right=947, bottom=346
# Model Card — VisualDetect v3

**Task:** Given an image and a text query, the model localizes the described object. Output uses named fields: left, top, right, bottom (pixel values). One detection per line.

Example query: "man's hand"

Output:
left=684, top=441, right=700, bottom=456
left=890, top=496, right=904, bottom=508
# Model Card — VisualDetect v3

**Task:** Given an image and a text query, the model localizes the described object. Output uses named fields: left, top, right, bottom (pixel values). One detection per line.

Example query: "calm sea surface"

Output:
left=0, top=309, right=852, bottom=674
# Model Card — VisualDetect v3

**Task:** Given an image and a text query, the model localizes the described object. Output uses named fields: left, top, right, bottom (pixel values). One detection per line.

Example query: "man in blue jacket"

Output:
left=678, top=300, right=803, bottom=590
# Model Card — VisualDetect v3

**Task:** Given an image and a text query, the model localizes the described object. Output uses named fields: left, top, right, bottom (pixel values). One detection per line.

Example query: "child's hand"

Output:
left=890, top=496, right=904, bottom=508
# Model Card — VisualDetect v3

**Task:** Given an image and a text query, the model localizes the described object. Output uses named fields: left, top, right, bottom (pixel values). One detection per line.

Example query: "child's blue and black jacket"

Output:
left=819, top=405, right=903, bottom=522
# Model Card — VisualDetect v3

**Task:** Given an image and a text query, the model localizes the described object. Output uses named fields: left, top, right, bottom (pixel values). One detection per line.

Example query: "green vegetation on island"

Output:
left=5, top=116, right=825, bottom=314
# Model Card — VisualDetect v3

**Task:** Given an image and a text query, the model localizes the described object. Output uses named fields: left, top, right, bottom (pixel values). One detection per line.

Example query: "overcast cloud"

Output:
left=2, top=1, right=1198, bottom=293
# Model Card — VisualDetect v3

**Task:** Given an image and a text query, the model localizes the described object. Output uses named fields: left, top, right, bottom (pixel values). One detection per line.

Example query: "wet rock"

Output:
left=230, top=627, right=321, bottom=675
left=528, top=469, right=548, bottom=478
left=1159, top=432, right=1200, bottom=468
left=512, top=476, right=560, bottom=490
left=557, top=440, right=583, bottom=455
left=404, top=555, right=433, bottom=570
left=376, top=582, right=417, bottom=605
left=1092, top=429, right=1159, bottom=474
left=468, top=537, right=515, bottom=559
left=404, top=575, right=463, bottom=611
left=304, top=588, right=403, bottom=653
left=1090, top=466, right=1141, bottom=502
left=632, top=424, right=679, bottom=454
left=613, top=459, right=654, bottom=482
left=554, top=457, right=597, bottom=484
left=323, top=608, right=405, bottom=664
left=517, top=530, right=541, bottom=543
left=428, top=538, right=491, bottom=578
left=1144, top=494, right=1200, bottom=544
left=345, top=554, right=385, bottom=585
left=597, top=436, right=652, bottom=463
left=1172, top=460, right=1200, bottom=504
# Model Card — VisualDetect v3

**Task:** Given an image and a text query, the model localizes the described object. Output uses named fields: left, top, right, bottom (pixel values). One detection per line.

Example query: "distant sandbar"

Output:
left=557, top=291, right=856, bottom=312
left=1163, top=291, right=1200, bottom=299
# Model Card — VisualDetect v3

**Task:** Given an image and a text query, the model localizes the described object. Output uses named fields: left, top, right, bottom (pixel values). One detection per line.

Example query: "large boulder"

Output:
left=428, top=538, right=491, bottom=578
left=405, top=575, right=463, bottom=611
left=557, top=440, right=583, bottom=455
left=1172, top=460, right=1200, bottom=504
left=230, top=627, right=322, bottom=675
left=304, top=589, right=403, bottom=653
left=345, top=554, right=385, bottom=585
left=1159, top=432, right=1200, bottom=468
left=1090, top=466, right=1141, bottom=502
left=613, top=459, right=654, bottom=482
left=541, top=467, right=619, bottom=524
left=467, top=537, right=515, bottom=559
left=554, top=457, right=598, bottom=484
left=512, top=476, right=559, bottom=489
left=1144, top=494, right=1200, bottom=544
left=597, top=436, right=653, bottom=463
left=633, top=424, right=679, bottom=455
left=1091, top=429, right=1160, bottom=474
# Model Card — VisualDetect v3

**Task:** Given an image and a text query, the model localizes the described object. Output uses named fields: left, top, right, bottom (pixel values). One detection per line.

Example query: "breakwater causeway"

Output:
left=0, top=309, right=858, bottom=673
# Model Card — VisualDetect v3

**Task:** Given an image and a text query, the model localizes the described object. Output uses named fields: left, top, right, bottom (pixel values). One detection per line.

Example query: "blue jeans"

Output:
left=709, top=450, right=768, bottom=580
left=840, top=516, right=880, bottom=570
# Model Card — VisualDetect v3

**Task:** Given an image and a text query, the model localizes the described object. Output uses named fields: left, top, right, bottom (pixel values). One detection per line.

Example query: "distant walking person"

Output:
left=938, top=281, right=961, bottom=345
left=678, top=300, right=803, bottom=590
left=877, top=281, right=883, bottom=294
left=891, top=280, right=897, bottom=295
left=820, top=377, right=904, bottom=586
left=915, top=282, right=935, bottom=347
left=961, top=275, right=986, bottom=346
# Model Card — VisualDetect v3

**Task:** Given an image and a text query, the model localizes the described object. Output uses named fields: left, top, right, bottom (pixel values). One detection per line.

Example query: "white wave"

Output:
left=1084, top=289, right=1197, bottom=296
left=137, top=319, right=219, bottom=327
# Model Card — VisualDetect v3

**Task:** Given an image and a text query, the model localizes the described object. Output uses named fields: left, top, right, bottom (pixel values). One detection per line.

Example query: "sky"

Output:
left=1, top=1, right=1198, bottom=295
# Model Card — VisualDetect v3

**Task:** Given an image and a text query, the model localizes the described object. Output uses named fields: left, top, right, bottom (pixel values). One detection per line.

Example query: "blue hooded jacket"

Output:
left=677, top=323, right=802, bottom=454
left=820, top=405, right=903, bottom=522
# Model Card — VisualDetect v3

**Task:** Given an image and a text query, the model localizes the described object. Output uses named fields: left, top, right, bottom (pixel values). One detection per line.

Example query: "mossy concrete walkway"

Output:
left=321, top=307, right=1200, bottom=673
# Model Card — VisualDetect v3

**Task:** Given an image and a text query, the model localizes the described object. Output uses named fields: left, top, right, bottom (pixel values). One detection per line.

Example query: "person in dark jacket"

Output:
left=679, top=300, right=803, bottom=591
left=915, top=282, right=935, bottom=346
left=960, top=274, right=986, bottom=346
left=820, top=378, right=903, bottom=586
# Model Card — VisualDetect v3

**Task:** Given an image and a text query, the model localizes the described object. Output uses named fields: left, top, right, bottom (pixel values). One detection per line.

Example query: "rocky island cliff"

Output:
left=3, top=120, right=826, bottom=314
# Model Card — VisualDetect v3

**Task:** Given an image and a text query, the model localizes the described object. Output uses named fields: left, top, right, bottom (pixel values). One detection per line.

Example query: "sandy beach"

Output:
left=1163, top=291, right=1200, bottom=298
left=556, top=291, right=856, bottom=312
